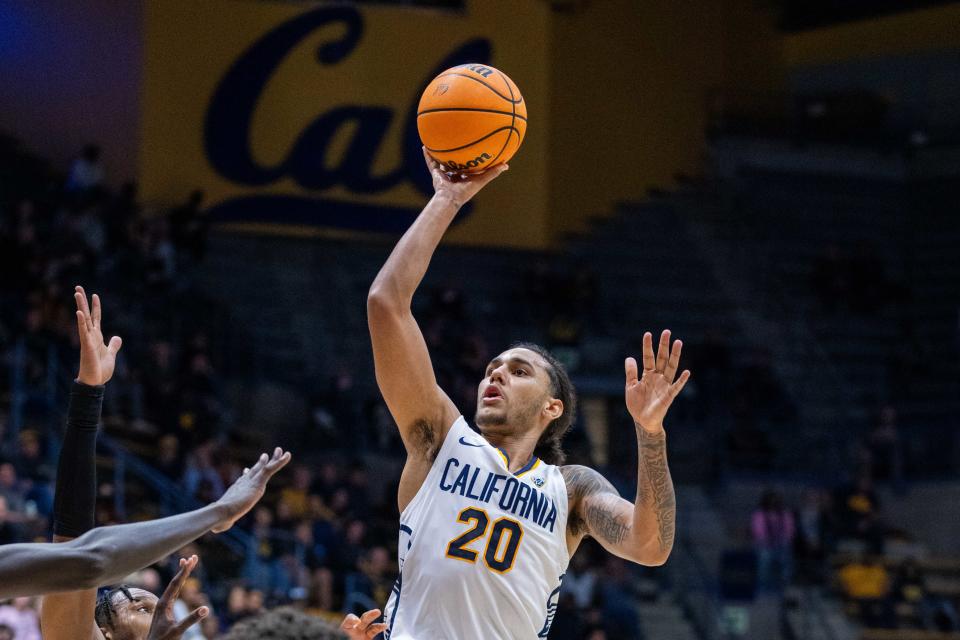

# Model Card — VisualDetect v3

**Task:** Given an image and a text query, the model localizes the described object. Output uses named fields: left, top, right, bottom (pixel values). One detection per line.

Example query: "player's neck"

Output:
left=482, top=432, right=538, bottom=473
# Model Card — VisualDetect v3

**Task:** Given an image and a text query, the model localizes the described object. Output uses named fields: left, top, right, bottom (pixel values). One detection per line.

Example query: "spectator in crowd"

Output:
left=835, top=473, right=884, bottom=550
left=281, top=466, right=313, bottom=520
left=794, top=488, right=835, bottom=584
left=174, top=577, right=211, bottom=640
left=183, top=441, right=226, bottom=503
left=244, top=590, right=265, bottom=619
left=344, top=546, right=393, bottom=616
left=838, top=552, right=895, bottom=629
left=0, top=496, right=22, bottom=545
left=218, top=586, right=244, bottom=631
left=0, top=598, right=40, bottom=640
left=65, top=144, right=104, bottom=194
left=0, top=464, right=32, bottom=531
left=563, top=550, right=600, bottom=611
left=751, top=490, right=796, bottom=592
left=156, top=434, right=185, bottom=480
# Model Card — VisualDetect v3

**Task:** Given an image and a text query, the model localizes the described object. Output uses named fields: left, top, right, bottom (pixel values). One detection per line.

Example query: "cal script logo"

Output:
left=203, top=5, right=492, bottom=232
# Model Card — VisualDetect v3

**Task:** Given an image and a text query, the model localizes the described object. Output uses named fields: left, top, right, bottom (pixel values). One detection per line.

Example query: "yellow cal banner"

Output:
left=140, top=0, right=551, bottom=247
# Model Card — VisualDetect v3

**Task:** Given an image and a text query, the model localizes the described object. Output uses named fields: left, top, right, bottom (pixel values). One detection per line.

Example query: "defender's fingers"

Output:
left=341, top=613, right=361, bottom=630
left=670, top=370, right=692, bottom=397
left=359, top=609, right=381, bottom=626
left=264, top=451, right=292, bottom=474
left=655, top=329, right=671, bottom=373
left=75, top=287, right=91, bottom=317
left=158, top=555, right=197, bottom=608
left=664, top=339, right=683, bottom=383
left=641, top=332, right=655, bottom=371
left=247, top=451, right=274, bottom=477
left=73, top=291, right=85, bottom=315
left=107, top=336, right=123, bottom=356
left=624, top=357, right=639, bottom=385
left=367, top=623, right=388, bottom=638
left=173, top=606, right=209, bottom=633
left=91, top=293, right=102, bottom=328
left=75, top=310, right=89, bottom=335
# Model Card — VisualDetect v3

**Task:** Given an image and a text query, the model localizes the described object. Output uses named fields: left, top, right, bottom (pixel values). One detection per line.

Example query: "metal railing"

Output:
left=97, top=433, right=252, bottom=557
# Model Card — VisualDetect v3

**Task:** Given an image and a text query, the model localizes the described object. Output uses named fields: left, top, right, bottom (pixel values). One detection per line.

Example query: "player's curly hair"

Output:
left=511, top=342, right=577, bottom=466
left=220, top=607, right=345, bottom=639
left=94, top=585, right=135, bottom=631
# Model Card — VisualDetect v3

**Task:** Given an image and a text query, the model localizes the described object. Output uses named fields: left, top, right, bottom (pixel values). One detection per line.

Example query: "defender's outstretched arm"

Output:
left=0, top=449, right=290, bottom=599
left=42, top=287, right=119, bottom=640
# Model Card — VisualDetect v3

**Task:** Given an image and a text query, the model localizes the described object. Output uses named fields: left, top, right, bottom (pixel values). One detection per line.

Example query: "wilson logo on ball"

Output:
left=445, top=153, right=491, bottom=171
left=464, top=64, right=494, bottom=78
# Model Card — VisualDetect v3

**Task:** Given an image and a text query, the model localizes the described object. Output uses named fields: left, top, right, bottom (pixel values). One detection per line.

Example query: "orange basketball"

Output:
left=417, top=64, right=527, bottom=174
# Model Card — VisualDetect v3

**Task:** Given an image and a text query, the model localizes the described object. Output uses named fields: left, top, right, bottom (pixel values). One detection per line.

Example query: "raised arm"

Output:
left=563, top=331, right=689, bottom=566
left=0, top=448, right=290, bottom=599
left=41, top=287, right=120, bottom=640
left=367, top=148, right=507, bottom=455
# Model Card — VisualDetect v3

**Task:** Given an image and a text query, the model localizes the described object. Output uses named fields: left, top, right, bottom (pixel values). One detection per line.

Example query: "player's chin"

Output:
left=474, top=406, right=507, bottom=427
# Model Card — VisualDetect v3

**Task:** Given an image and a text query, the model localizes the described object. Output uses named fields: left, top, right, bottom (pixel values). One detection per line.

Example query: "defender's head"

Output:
left=95, top=586, right=158, bottom=640
left=221, top=607, right=344, bottom=639
left=475, top=343, right=577, bottom=465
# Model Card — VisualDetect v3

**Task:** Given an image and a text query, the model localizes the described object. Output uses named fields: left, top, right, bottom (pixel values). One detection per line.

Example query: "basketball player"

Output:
left=92, top=554, right=206, bottom=640
left=365, top=149, right=689, bottom=638
left=0, top=289, right=291, bottom=600
left=39, top=287, right=225, bottom=639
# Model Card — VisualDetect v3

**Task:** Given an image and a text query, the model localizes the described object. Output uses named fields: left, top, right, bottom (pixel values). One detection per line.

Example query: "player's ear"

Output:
left=543, top=397, right=563, bottom=422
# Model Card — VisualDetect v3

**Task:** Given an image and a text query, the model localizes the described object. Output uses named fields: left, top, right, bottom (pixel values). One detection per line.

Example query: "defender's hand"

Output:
left=341, top=608, right=388, bottom=639
left=212, top=448, right=291, bottom=533
left=145, top=555, right=209, bottom=640
left=74, top=286, right=122, bottom=386
left=422, top=146, right=508, bottom=208
left=625, top=330, right=690, bottom=434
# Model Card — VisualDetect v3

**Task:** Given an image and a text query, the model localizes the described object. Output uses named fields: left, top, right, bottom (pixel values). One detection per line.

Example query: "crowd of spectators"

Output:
left=743, top=441, right=960, bottom=636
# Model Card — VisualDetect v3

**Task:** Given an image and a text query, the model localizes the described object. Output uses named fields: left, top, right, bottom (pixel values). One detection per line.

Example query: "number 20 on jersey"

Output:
left=446, top=507, right=524, bottom=573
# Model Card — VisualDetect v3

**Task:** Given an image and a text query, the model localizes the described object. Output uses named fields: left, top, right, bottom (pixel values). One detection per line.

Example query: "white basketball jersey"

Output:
left=384, top=417, right=569, bottom=639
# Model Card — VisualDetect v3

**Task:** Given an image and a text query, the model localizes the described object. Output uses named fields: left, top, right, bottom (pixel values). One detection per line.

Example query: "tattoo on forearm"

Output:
left=638, top=429, right=675, bottom=554
left=561, top=465, right=631, bottom=545
left=585, top=497, right=629, bottom=545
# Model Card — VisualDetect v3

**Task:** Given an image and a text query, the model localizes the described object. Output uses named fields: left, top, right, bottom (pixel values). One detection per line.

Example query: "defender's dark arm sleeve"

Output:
left=53, top=382, right=104, bottom=538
